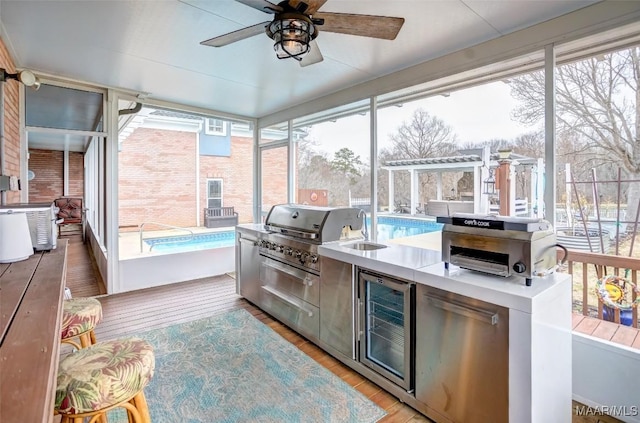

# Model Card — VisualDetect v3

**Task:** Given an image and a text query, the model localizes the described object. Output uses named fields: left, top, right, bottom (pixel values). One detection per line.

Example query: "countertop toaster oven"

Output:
left=437, top=214, right=557, bottom=286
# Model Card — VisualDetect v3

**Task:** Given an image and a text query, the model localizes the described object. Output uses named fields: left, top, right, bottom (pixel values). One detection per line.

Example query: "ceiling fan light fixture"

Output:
left=267, top=14, right=316, bottom=61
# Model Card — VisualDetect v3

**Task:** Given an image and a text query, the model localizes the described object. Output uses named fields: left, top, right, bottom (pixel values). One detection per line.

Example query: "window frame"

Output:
left=205, top=118, right=227, bottom=136
left=207, top=178, right=224, bottom=208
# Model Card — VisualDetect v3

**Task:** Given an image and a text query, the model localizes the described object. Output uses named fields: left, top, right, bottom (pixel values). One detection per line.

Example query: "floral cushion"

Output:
left=61, top=298, right=102, bottom=339
left=56, top=337, right=155, bottom=414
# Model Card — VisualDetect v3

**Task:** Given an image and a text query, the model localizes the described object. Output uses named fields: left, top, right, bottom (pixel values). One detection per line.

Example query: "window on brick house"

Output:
left=205, top=118, right=226, bottom=136
left=207, top=179, right=223, bottom=208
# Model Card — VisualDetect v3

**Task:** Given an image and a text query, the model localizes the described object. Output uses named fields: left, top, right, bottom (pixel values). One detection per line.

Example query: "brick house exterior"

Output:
left=118, top=121, right=288, bottom=230
left=28, top=149, right=84, bottom=203
left=0, top=37, right=21, bottom=204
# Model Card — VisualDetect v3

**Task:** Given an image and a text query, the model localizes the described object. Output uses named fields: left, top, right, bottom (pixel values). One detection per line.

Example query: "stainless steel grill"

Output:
left=260, top=204, right=364, bottom=273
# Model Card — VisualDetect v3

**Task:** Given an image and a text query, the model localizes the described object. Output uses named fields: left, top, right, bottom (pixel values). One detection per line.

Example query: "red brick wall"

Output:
left=261, top=146, right=288, bottom=213
left=28, top=149, right=84, bottom=203
left=28, top=150, right=63, bottom=202
left=0, top=38, right=21, bottom=204
left=119, top=128, right=197, bottom=229
left=68, top=152, right=84, bottom=196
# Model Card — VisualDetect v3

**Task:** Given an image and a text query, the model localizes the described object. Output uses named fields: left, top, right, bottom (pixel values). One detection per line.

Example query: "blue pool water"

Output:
left=145, top=217, right=441, bottom=253
left=372, top=216, right=443, bottom=242
left=145, top=231, right=236, bottom=252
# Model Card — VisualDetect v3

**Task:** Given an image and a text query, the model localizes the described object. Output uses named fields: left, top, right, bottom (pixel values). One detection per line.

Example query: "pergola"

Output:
left=382, top=146, right=544, bottom=217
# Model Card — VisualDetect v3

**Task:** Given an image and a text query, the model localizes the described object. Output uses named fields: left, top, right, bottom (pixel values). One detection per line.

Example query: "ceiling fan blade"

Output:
left=289, top=0, right=328, bottom=14
left=299, top=40, right=323, bottom=67
left=315, top=12, right=404, bottom=40
left=200, top=21, right=270, bottom=47
left=235, top=0, right=282, bottom=14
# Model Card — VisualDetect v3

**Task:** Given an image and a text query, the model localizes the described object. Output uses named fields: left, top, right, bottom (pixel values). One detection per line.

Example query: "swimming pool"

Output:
left=145, top=231, right=236, bottom=252
left=118, top=218, right=440, bottom=293
left=118, top=230, right=236, bottom=294
left=142, top=218, right=441, bottom=252
left=372, top=216, right=443, bottom=242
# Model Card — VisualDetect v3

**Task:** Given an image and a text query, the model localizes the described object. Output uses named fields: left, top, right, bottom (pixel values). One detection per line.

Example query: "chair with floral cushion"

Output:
left=60, top=297, right=103, bottom=350
left=55, top=337, right=155, bottom=423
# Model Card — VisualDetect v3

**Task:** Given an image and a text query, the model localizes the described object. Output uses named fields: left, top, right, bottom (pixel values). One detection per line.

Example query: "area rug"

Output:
left=109, top=308, right=386, bottom=423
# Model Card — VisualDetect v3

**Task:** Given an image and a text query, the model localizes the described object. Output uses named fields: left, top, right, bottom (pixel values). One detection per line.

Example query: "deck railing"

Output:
left=558, top=248, right=639, bottom=328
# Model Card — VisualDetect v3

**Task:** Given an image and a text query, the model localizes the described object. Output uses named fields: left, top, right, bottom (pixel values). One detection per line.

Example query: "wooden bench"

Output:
left=204, top=206, right=238, bottom=228
left=0, top=240, right=67, bottom=423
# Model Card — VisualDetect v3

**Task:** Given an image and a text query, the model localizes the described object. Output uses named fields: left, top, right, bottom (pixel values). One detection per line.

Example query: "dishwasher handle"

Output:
left=425, top=295, right=499, bottom=325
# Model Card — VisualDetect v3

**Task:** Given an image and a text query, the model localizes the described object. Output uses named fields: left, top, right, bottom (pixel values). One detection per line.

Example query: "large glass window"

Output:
left=117, top=104, right=253, bottom=258
left=259, top=123, right=293, bottom=218
left=375, top=54, right=544, bottom=249
left=292, top=100, right=371, bottom=225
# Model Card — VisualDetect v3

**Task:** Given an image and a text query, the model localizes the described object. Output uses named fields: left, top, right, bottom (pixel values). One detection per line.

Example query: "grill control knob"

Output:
left=285, top=248, right=293, bottom=256
left=513, top=262, right=527, bottom=274
left=294, top=250, right=302, bottom=259
left=276, top=245, right=284, bottom=253
left=310, top=255, right=318, bottom=264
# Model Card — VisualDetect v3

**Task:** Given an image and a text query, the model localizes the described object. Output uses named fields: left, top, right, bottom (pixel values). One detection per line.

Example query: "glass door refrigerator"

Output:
left=358, top=269, right=414, bottom=391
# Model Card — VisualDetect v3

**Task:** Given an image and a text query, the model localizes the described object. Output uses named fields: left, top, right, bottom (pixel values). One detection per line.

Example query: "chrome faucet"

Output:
left=357, top=209, right=369, bottom=241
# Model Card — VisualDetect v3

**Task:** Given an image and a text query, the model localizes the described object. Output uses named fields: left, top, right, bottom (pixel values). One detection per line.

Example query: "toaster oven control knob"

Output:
left=513, top=262, right=527, bottom=274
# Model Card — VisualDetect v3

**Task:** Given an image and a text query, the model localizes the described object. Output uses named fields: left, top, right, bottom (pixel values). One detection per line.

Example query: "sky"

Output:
left=306, top=80, right=539, bottom=160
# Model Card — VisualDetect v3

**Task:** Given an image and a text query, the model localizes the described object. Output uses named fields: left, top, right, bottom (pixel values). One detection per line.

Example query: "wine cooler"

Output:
left=358, top=269, right=414, bottom=391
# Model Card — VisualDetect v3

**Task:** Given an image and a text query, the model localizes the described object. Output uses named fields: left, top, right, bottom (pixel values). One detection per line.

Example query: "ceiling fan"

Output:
left=200, top=0, right=405, bottom=67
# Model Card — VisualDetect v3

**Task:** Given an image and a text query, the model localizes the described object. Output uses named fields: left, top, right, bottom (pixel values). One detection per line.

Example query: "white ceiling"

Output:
left=2, top=0, right=601, bottom=124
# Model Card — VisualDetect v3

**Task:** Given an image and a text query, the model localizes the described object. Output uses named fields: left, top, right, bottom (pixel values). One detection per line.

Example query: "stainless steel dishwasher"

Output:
left=415, top=285, right=508, bottom=423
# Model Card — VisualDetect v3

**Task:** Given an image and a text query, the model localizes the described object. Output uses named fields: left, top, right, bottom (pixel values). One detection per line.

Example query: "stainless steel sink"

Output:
left=344, top=241, right=388, bottom=251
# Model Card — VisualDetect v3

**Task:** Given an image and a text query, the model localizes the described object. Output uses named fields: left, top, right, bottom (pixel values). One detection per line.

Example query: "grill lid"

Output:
left=264, top=204, right=363, bottom=243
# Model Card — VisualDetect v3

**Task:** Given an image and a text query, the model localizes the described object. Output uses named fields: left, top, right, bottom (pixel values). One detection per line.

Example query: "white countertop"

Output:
left=236, top=223, right=269, bottom=234
left=319, top=241, right=441, bottom=281
left=319, top=240, right=570, bottom=313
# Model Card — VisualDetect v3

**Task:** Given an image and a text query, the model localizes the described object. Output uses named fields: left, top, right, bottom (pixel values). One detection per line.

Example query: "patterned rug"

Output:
left=109, top=308, right=386, bottom=423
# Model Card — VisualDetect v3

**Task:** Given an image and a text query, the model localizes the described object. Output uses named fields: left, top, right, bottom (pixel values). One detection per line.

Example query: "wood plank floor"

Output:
left=572, top=313, right=640, bottom=349
left=63, top=233, right=624, bottom=423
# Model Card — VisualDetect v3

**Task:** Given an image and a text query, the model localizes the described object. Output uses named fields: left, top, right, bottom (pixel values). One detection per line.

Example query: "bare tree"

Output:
left=379, top=109, right=459, bottom=208
left=509, top=47, right=640, bottom=220
left=388, top=108, right=459, bottom=158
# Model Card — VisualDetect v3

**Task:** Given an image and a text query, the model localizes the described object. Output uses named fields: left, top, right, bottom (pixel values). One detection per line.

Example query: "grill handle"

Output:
left=261, top=285, right=314, bottom=318
left=425, top=295, right=499, bottom=325
left=261, top=259, right=314, bottom=286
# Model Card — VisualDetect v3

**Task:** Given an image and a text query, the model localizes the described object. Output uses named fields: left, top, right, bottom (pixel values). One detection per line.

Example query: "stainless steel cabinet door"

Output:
left=319, top=257, right=354, bottom=360
left=236, top=232, right=260, bottom=304
left=415, top=285, right=509, bottom=423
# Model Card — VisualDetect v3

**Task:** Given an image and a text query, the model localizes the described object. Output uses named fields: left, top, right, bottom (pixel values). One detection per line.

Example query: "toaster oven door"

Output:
left=449, top=246, right=510, bottom=276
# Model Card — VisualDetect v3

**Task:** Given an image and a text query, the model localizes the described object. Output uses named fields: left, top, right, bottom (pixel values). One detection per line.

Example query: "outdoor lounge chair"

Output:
left=54, top=197, right=84, bottom=239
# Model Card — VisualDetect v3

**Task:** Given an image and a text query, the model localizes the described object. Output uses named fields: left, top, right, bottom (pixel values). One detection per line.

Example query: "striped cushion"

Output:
left=56, top=338, right=155, bottom=414
left=61, top=298, right=102, bottom=339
